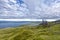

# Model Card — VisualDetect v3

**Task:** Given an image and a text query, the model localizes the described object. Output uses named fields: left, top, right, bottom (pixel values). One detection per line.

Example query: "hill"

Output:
left=0, top=21, right=60, bottom=40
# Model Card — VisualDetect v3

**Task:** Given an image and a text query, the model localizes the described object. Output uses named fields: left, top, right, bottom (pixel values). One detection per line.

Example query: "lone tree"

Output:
left=37, top=19, right=50, bottom=28
left=41, top=19, right=49, bottom=27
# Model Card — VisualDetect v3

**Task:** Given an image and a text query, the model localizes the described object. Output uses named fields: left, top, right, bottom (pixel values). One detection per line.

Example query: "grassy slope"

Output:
left=0, top=24, right=60, bottom=40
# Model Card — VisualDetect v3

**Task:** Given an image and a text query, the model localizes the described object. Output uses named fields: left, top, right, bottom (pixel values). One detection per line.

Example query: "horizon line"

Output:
left=0, top=19, right=57, bottom=21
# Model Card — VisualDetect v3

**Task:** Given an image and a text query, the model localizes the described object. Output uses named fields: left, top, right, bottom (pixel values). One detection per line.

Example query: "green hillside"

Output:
left=0, top=22, right=60, bottom=40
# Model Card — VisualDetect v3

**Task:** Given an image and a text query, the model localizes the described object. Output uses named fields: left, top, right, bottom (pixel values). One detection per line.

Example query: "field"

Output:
left=0, top=22, right=60, bottom=40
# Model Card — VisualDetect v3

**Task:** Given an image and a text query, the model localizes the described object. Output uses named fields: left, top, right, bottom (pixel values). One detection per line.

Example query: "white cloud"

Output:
left=0, top=0, right=30, bottom=18
left=0, top=0, right=60, bottom=19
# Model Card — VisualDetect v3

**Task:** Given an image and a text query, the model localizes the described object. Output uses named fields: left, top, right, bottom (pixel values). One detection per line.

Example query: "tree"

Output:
left=37, top=19, right=50, bottom=28
left=41, top=19, right=48, bottom=27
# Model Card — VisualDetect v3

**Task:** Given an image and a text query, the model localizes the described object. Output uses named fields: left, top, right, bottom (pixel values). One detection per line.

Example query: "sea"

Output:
left=0, top=21, right=41, bottom=28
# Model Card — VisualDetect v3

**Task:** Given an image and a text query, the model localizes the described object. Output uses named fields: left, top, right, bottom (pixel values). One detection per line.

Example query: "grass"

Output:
left=0, top=23, right=60, bottom=40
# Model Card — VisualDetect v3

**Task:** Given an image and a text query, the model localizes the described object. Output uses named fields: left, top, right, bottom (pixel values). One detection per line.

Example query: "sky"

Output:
left=0, top=0, right=60, bottom=19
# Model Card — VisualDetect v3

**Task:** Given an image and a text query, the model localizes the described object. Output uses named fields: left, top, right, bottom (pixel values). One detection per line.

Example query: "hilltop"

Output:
left=0, top=21, right=60, bottom=40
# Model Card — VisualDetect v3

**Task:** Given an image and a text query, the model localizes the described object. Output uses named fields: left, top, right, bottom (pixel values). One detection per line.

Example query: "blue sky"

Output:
left=0, top=0, right=60, bottom=19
